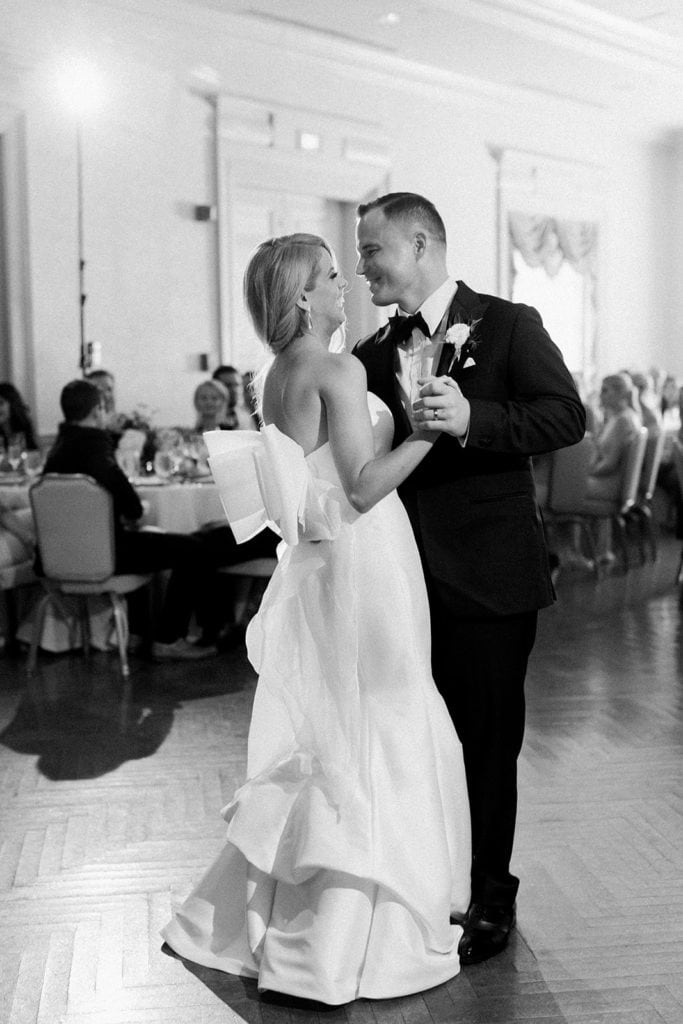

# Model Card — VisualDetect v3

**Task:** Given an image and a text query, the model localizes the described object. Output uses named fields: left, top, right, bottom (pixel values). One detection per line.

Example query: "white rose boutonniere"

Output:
left=445, top=322, right=472, bottom=360
left=445, top=317, right=482, bottom=372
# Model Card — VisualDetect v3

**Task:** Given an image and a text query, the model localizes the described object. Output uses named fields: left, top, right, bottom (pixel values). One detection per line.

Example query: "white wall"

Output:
left=1, top=0, right=680, bottom=433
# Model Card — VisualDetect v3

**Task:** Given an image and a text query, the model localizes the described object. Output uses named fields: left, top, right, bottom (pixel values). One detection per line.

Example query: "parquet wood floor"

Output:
left=1, top=536, right=682, bottom=1024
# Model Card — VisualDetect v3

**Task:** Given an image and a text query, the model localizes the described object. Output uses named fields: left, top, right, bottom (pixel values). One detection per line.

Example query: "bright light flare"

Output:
left=56, top=58, right=104, bottom=118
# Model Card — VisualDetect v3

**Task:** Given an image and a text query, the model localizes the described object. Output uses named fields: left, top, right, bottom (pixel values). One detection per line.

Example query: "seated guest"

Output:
left=630, top=369, right=662, bottom=437
left=657, top=384, right=683, bottom=537
left=660, top=374, right=681, bottom=431
left=212, top=365, right=241, bottom=429
left=42, top=380, right=217, bottom=660
left=583, top=374, right=642, bottom=505
left=0, top=382, right=39, bottom=455
left=212, top=365, right=257, bottom=430
left=193, top=379, right=232, bottom=433
left=574, top=373, right=643, bottom=564
left=0, top=489, right=34, bottom=567
left=85, top=369, right=120, bottom=432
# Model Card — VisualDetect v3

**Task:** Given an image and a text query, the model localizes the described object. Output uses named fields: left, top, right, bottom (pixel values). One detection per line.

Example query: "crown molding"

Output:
left=89, top=0, right=518, bottom=113
left=439, top=0, right=683, bottom=75
left=2, top=0, right=676, bottom=136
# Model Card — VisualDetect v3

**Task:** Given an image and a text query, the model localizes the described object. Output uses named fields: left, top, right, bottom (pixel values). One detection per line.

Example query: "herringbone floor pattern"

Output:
left=1, top=538, right=682, bottom=1023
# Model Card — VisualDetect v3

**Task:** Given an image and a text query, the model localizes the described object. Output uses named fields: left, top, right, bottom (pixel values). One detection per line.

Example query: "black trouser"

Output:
left=191, top=525, right=280, bottom=640
left=430, top=589, right=538, bottom=911
left=117, top=529, right=214, bottom=644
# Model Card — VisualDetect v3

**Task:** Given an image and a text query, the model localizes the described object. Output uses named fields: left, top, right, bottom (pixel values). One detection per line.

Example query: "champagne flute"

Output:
left=7, top=433, right=26, bottom=473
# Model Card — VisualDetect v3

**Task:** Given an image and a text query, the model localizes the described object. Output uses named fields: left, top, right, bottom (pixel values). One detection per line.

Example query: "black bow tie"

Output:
left=388, top=312, right=430, bottom=345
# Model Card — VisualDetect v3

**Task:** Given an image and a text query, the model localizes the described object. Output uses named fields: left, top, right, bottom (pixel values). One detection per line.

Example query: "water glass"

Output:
left=153, top=451, right=176, bottom=480
left=23, top=450, right=44, bottom=479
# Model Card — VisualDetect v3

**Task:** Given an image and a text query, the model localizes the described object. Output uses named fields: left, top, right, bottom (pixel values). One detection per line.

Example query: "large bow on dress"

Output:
left=203, top=426, right=341, bottom=546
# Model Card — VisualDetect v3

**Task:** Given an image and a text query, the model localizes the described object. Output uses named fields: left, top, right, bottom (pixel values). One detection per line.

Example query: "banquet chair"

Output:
left=28, top=474, right=153, bottom=677
left=545, top=427, right=648, bottom=576
left=671, top=439, right=683, bottom=585
left=218, top=557, right=277, bottom=625
left=628, top=427, right=666, bottom=562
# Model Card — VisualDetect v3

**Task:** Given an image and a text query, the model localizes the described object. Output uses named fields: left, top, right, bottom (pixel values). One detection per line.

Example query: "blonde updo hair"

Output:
left=244, top=233, right=331, bottom=354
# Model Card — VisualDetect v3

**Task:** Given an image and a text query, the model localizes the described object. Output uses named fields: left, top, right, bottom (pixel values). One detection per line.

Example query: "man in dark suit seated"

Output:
left=42, top=379, right=218, bottom=660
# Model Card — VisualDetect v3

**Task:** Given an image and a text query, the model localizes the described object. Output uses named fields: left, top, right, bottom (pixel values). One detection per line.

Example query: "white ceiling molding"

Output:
left=98, top=0, right=518, bottom=113
left=432, top=0, right=683, bottom=74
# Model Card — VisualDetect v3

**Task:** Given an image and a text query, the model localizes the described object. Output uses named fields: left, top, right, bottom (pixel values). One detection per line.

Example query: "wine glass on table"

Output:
left=23, top=449, right=44, bottom=480
left=7, top=433, right=26, bottom=474
left=153, top=450, right=176, bottom=481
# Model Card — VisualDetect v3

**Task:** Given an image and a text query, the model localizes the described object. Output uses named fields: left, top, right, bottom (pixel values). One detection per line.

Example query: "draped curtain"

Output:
left=508, top=211, right=597, bottom=281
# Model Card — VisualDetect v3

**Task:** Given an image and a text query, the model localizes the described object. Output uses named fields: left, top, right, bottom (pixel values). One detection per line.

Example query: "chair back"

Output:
left=30, top=474, right=116, bottom=583
left=619, top=426, right=648, bottom=512
left=672, top=438, right=683, bottom=494
left=546, top=436, right=593, bottom=514
left=638, top=428, right=665, bottom=502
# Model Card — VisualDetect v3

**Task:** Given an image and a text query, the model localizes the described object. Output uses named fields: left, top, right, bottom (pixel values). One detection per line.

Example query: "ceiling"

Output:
left=181, top=0, right=683, bottom=135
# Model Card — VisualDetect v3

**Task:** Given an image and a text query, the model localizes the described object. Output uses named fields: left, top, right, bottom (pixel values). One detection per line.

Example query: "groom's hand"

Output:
left=413, top=376, right=470, bottom=440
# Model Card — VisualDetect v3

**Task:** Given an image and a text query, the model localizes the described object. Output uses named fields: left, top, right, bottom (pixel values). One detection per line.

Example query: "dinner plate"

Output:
left=133, top=476, right=170, bottom=487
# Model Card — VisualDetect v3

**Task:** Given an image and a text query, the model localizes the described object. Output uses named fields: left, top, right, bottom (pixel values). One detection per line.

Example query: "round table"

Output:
left=135, top=478, right=225, bottom=533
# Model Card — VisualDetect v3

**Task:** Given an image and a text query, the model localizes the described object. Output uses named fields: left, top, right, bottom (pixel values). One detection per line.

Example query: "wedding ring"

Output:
left=433, top=408, right=440, bottom=420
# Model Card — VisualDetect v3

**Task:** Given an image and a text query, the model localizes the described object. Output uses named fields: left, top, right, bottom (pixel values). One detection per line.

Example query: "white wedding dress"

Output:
left=162, top=394, right=471, bottom=1005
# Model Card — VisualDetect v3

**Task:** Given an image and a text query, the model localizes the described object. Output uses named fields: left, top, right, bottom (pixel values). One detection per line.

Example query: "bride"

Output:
left=162, top=233, right=471, bottom=1006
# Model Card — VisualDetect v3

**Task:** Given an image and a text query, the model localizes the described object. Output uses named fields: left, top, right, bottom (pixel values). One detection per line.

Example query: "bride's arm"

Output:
left=321, top=354, right=436, bottom=513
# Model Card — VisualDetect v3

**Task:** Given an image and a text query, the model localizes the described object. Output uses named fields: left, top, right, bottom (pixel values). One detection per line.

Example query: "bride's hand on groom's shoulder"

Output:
left=413, top=376, right=471, bottom=440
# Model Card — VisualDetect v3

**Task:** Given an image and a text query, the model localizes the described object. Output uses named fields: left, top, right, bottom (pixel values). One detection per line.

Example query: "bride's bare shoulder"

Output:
left=317, top=350, right=366, bottom=387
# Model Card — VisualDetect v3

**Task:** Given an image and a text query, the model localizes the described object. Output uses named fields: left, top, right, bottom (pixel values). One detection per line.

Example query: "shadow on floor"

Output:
left=0, top=644, right=250, bottom=780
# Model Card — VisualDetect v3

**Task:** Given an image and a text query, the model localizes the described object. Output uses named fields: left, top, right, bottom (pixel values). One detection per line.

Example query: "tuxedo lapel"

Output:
left=436, top=281, right=490, bottom=379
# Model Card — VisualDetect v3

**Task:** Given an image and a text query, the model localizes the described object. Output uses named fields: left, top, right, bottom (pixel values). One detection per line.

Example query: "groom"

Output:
left=353, top=193, right=585, bottom=964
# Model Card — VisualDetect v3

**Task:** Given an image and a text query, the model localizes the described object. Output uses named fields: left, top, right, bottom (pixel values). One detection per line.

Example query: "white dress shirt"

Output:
left=395, top=278, right=458, bottom=430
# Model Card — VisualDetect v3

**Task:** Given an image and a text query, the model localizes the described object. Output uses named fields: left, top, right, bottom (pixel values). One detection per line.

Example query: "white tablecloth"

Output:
left=0, top=478, right=227, bottom=535
left=136, top=479, right=225, bottom=533
left=1, top=476, right=227, bottom=652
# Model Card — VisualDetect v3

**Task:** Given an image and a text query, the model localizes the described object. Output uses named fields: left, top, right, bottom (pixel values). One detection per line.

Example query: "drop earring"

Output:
left=305, top=309, right=313, bottom=332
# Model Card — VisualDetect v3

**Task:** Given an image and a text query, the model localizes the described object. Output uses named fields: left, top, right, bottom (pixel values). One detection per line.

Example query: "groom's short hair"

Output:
left=357, top=192, right=446, bottom=246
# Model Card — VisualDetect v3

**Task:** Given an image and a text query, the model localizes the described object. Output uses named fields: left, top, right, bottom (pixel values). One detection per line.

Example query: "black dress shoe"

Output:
left=458, top=902, right=516, bottom=965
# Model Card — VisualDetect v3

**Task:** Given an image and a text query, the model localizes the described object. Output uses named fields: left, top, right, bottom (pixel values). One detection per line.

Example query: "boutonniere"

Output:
left=445, top=317, right=482, bottom=372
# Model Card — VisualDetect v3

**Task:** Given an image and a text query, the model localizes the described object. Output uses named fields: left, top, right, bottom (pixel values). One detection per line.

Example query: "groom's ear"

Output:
left=413, top=231, right=427, bottom=258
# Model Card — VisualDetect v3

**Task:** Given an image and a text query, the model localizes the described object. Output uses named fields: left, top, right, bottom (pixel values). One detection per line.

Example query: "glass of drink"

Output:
left=153, top=450, right=175, bottom=480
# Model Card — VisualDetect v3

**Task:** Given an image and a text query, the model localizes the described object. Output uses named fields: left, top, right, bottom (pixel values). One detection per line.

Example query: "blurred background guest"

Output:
left=42, top=379, right=218, bottom=661
left=657, top=383, right=683, bottom=537
left=630, top=369, right=662, bottom=437
left=212, top=364, right=258, bottom=430
left=211, top=365, right=241, bottom=429
left=85, top=369, right=119, bottom=431
left=0, top=382, right=39, bottom=458
left=585, top=374, right=642, bottom=504
left=660, top=374, right=681, bottom=431
left=193, top=378, right=231, bottom=433
left=580, top=373, right=643, bottom=563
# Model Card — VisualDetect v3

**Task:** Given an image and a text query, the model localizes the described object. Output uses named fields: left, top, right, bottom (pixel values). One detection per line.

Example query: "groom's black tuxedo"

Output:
left=353, top=281, right=585, bottom=910
left=353, top=281, right=586, bottom=617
